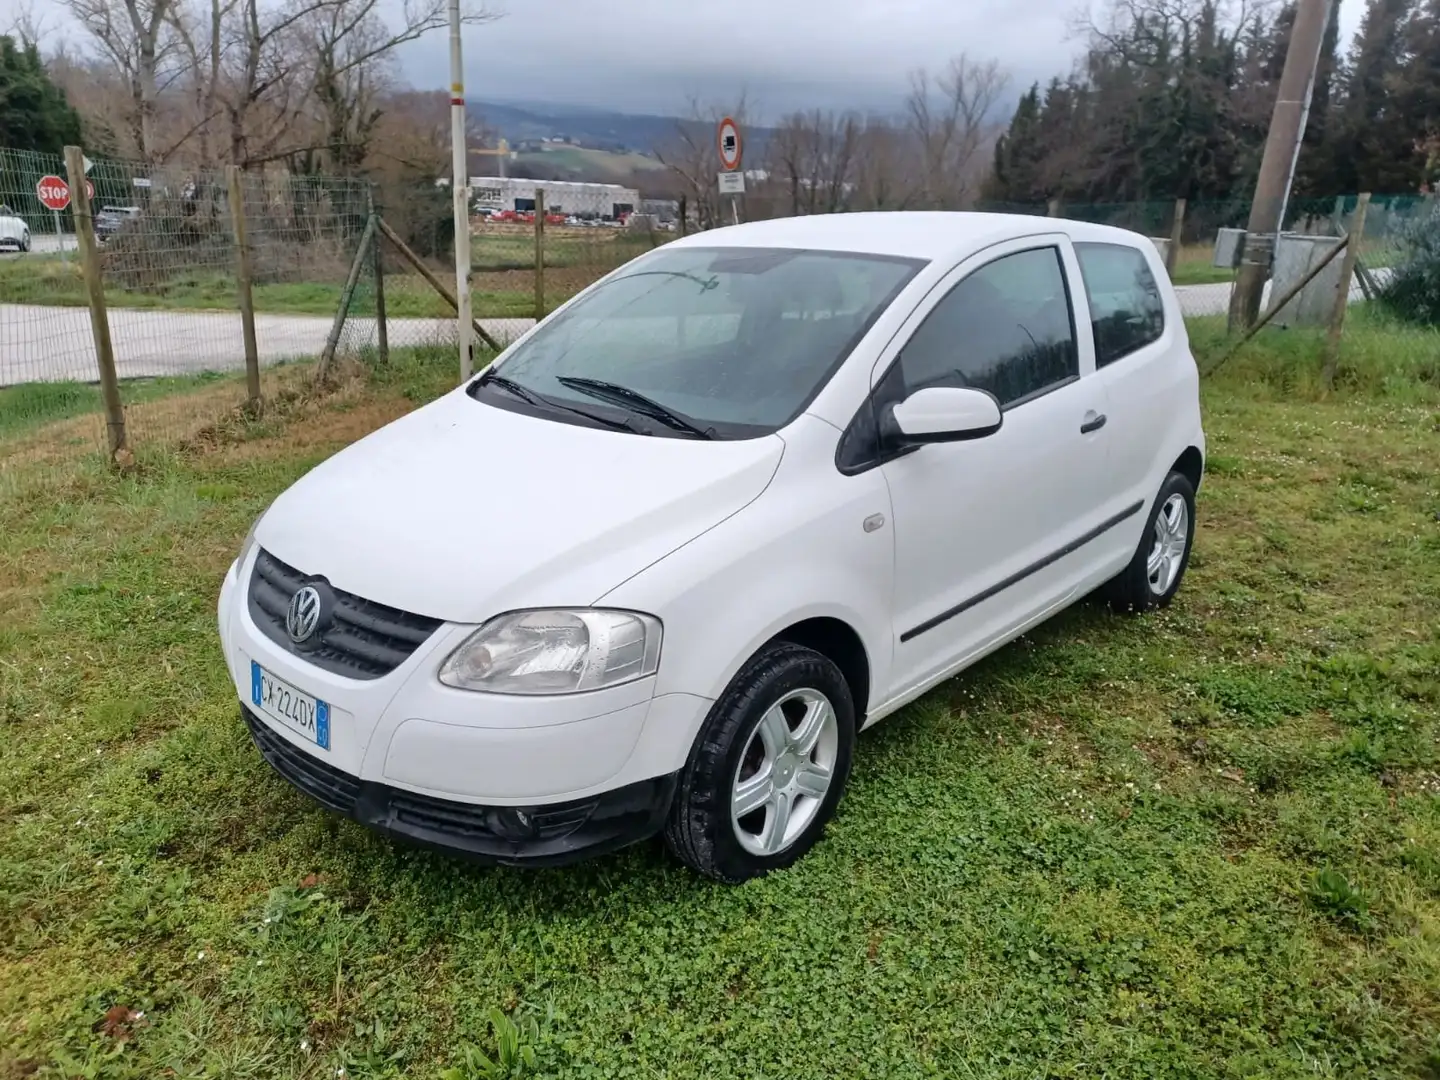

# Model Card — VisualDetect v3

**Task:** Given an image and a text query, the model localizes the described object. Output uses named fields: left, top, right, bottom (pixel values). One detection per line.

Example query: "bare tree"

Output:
left=60, top=0, right=498, bottom=171
left=63, top=0, right=184, bottom=164
left=769, top=110, right=861, bottom=215
left=905, top=55, right=1010, bottom=208
left=849, top=117, right=924, bottom=211
left=4, top=0, right=52, bottom=47
left=165, top=0, right=239, bottom=165
left=292, top=0, right=499, bottom=174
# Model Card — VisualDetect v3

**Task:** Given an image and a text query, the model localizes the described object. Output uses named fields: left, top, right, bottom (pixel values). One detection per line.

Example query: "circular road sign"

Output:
left=717, top=117, right=742, bottom=171
left=36, top=175, right=70, bottom=211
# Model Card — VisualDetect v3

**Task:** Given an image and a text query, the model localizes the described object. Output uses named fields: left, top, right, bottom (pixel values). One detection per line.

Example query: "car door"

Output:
left=869, top=236, right=1118, bottom=700
left=1072, top=240, right=1179, bottom=558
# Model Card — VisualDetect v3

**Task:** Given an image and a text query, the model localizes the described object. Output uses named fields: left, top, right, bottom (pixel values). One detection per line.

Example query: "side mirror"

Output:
left=887, top=386, right=1003, bottom=444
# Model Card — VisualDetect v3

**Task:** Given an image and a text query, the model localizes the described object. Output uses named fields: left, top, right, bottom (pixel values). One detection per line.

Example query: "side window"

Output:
left=898, top=247, right=1078, bottom=408
left=1075, top=242, right=1165, bottom=367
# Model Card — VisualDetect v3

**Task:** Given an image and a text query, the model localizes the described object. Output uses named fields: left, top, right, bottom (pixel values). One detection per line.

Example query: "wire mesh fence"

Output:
left=0, top=148, right=401, bottom=493
left=4, top=138, right=1436, bottom=496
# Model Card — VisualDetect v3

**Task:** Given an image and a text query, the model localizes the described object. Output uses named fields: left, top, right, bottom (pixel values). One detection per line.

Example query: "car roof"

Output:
left=665, top=211, right=1151, bottom=262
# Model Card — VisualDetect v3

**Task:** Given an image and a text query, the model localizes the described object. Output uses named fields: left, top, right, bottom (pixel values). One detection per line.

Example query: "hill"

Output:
left=474, top=99, right=773, bottom=159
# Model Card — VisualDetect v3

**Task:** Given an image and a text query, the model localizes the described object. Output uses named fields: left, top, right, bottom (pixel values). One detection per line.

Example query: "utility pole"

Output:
left=1228, top=0, right=1332, bottom=332
left=448, top=0, right=473, bottom=381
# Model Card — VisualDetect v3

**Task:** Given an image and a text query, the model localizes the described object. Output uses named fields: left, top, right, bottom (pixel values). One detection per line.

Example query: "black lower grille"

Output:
left=241, top=706, right=678, bottom=867
left=389, top=789, right=597, bottom=842
left=243, top=707, right=359, bottom=813
left=248, top=548, right=442, bottom=679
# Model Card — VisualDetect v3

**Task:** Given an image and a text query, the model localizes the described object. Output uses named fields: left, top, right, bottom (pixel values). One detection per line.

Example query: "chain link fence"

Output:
left=5, top=141, right=1435, bottom=495
left=0, top=145, right=387, bottom=493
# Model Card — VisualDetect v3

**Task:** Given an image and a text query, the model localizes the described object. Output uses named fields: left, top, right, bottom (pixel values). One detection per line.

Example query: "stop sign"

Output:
left=35, top=176, right=95, bottom=211
left=36, top=175, right=70, bottom=210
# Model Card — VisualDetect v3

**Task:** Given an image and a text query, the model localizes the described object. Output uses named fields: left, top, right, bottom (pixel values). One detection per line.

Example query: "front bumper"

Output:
left=244, top=706, right=678, bottom=865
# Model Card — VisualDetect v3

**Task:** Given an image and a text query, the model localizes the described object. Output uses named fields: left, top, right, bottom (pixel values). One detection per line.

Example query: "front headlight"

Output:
left=438, top=609, right=662, bottom=695
left=237, top=507, right=267, bottom=571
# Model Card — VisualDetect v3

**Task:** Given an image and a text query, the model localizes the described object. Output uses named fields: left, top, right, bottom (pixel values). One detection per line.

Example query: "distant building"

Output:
left=469, top=176, right=640, bottom=219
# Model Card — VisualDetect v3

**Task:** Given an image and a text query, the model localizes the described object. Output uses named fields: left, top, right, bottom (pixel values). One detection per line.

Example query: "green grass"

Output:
left=0, top=372, right=239, bottom=441
left=1170, top=262, right=1237, bottom=286
left=1188, top=305, right=1440, bottom=396
left=0, top=253, right=595, bottom=320
left=2, top=330, right=1439, bottom=1079
left=471, top=228, right=657, bottom=272
left=0, top=258, right=542, bottom=319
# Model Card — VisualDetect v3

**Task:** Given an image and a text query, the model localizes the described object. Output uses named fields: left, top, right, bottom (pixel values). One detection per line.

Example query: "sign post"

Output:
left=717, top=116, right=744, bottom=225
left=37, top=175, right=72, bottom=258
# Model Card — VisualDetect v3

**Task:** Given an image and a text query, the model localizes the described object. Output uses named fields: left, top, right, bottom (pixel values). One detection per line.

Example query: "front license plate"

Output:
left=251, top=661, right=330, bottom=750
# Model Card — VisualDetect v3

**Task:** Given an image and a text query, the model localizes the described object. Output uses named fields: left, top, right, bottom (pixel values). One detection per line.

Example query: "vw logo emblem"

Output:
left=286, top=585, right=323, bottom=644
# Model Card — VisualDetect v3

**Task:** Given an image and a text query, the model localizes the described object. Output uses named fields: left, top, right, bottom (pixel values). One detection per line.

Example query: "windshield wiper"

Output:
left=475, top=372, right=545, bottom=407
left=554, top=377, right=716, bottom=439
left=473, top=371, right=639, bottom=433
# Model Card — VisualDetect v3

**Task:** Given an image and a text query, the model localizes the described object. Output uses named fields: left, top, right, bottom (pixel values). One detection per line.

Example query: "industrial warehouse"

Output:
left=468, top=177, right=640, bottom=220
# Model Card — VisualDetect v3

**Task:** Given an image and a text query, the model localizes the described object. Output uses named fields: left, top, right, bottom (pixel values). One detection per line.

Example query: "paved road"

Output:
left=0, top=305, right=534, bottom=385
left=0, top=276, right=1378, bottom=387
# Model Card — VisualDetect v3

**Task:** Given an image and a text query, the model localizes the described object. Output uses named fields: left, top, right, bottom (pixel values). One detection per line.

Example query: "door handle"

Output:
left=1080, top=412, right=1107, bottom=434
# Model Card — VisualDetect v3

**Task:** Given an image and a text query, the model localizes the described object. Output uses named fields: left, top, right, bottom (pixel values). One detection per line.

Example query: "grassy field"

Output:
left=0, top=226, right=653, bottom=320
left=1, top=322, right=1438, bottom=1079
left=0, top=373, right=240, bottom=441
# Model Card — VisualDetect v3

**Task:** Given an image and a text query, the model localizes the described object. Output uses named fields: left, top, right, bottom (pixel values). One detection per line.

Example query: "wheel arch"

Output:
left=769, top=616, right=871, bottom=724
left=1171, top=445, right=1204, bottom=493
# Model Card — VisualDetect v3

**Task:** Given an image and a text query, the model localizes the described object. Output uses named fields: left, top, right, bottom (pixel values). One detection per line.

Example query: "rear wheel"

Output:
left=664, top=641, right=855, bottom=882
left=1106, top=471, right=1195, bottom=612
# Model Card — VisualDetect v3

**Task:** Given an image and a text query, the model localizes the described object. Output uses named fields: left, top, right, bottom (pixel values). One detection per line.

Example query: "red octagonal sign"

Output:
left=35, top=176, right=93, bottom=211
left=36, top=175, right=71, bottom=210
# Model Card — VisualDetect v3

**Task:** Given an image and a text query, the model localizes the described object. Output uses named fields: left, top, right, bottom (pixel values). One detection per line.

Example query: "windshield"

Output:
left=474, top=245, right=924, bottom=439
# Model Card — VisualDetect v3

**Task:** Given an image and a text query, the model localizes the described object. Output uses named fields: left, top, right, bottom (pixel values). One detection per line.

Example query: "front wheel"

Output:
left=1106, top=471, right=1196, bottom=612
left=664, top=641, right=855, bottom=882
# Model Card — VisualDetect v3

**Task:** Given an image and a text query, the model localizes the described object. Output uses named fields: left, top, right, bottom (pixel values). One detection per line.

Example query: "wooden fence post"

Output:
left=534, top=188, right=546, bottom=320
left=65, top=145, right=127, bottom=462
left=1167, top=198, right=1187, bottom=276
left=1322, top=192, right=1371, bottom=391
left=375, top=216, right=500, bottom=352
left=1203, top=233, right=1351, bottom=377
left=317, top=216, right=376, bottom=381
left=226, top=165, right=262, bottom=411
left=369, top=187, right=389, bottom=366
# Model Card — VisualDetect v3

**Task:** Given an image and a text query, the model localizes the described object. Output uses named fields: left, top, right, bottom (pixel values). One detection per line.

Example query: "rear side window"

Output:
left=898, top=246, right=1078, bottom=408
left=1075, top=242, right=1165, bottom=368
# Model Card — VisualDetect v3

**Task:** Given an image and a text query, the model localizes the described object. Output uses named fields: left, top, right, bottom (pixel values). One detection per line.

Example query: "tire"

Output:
left=664, top=641, right=855, bottom=882
left=1106, top=470, right=1196, bottom=612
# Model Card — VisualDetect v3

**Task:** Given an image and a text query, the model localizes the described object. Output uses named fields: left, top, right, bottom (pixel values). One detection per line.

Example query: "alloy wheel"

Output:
left=730, top=688, right=838, bottom=857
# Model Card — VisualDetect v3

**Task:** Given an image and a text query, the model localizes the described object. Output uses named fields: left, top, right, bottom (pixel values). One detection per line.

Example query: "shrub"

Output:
left=1379, top=207, right=1440, bottom=326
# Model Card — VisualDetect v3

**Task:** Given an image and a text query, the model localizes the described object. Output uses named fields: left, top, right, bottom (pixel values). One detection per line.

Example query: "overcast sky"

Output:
left=400, top=0, right=1369, bottom=118
left=1, top=0, right=1368, bottom=120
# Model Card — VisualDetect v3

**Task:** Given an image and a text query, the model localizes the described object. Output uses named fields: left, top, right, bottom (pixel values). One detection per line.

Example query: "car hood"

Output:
left=257, top=388, right=784, bottom=624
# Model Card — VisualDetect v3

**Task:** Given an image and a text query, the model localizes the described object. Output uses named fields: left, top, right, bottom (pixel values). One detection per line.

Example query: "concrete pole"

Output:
left=448, top=0, right=473, bottom=381
left=1229, top=0, right=1332, bottom=332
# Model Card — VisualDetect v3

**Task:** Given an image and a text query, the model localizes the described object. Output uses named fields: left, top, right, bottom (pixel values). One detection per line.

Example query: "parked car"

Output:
left=95, top=205, right=141, bottom=241
left=0, top=205, right=30, bottom=251
left=219, top=212, right=1204, bottom=881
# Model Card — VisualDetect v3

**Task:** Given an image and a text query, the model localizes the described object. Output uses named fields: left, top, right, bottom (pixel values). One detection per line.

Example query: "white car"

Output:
left=218, top=212, right=1204, bottom=881
left=0, top=205, right=31, bottom=252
